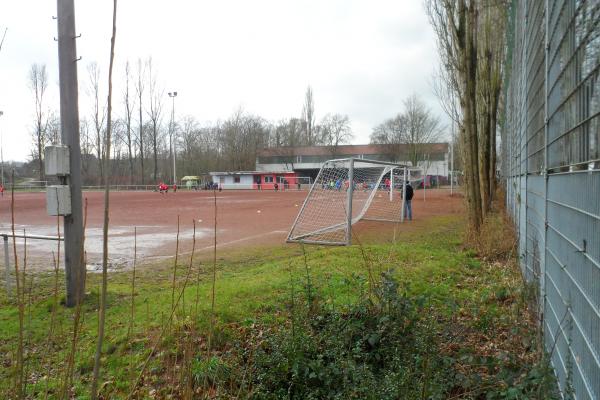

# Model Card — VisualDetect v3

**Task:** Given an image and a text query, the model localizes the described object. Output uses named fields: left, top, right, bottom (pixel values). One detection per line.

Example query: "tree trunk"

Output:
left=152, top=122, right=158, bottom=182
left=96, top=130, right=103, bottom=185
left=91, top=0, right=117, bottom=397
left=139, top=104, right=144, bottom=185
left=37, top=127, right=44, bottom=182
left=127, top=127, right=134, bottom=185
left=463, top=1, right=482, bottom=231
left=489, top=95, right=498, bottom=200
left=478, top=85, right=491, bottom=216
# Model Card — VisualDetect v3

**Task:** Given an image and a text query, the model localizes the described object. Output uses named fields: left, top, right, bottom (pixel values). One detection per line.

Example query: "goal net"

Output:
left=287, top=158, right=408, bottom=245
left=276, top=176, right=312, bottom=190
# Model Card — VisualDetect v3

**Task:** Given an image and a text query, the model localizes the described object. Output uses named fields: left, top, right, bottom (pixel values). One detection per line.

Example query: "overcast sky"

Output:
left=0, top=0, right=447, bottom=162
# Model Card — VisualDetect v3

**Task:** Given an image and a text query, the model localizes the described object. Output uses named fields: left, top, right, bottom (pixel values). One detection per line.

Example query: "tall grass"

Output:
left=10, top=170, right=25, bottom=399
left=59, top=198, right=88, bottom=399
left=170, top=215, right=180, bottom=319
left=126, top=217, right=199, bottom=399
left=127, top=226, right=137, bottom=385
left=90, top=1, right=118, bottom=398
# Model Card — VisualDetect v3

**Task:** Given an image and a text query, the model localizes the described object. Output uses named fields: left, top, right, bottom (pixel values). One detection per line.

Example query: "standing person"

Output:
left=274, top=182, right=279, bottom=191
left=404, top=181, right=414, bottom=220
left=173, top=183, right=177, bottom=193
left=256, top=177, right=262, bottom=191
left=0, top=184, right=4, bottom=197
left=384, top=177, right=391, bottom=191
left=335, top=178, right=342, bottom=191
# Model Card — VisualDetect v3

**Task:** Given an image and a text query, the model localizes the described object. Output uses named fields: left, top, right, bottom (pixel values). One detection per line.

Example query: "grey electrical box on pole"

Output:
left=57, top=0, right=85, bottom=307
left=44, top=145, right=70, bottom=176
left=46, top=185, right=72, bottom=216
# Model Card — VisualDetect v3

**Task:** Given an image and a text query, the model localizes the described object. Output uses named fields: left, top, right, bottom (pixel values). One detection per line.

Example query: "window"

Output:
left=234, top=176, right=241, bottom=183
left=264, top=176, right=273, bottom=183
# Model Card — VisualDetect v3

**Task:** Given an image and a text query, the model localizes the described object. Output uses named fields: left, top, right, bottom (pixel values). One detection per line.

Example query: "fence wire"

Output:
left=502, top=1, right=600, bottom=398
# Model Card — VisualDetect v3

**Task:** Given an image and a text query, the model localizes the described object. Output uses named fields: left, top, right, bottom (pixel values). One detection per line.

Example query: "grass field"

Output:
left=0, top=195, right=558, bottom=399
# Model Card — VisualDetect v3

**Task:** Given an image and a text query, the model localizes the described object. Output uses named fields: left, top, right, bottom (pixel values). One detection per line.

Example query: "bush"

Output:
left=249, top=272, right=452, bottom=399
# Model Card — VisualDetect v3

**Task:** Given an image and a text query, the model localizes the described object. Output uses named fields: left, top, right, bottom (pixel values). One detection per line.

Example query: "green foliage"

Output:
left=250, top=272, right=442, bottom=399
left=191, top=356, right=232, bottom=388
left=246, top=269, right=560, bottom=399
left=0, top=214, right=560, bottom=398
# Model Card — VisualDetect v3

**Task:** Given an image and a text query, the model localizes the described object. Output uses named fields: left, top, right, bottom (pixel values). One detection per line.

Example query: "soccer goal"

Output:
left=287, top=158, right=409, bottom=245
left=276, top=176, right=312, bottom=190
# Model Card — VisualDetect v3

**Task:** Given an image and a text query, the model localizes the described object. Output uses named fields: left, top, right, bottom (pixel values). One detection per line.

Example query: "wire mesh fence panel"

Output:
left=502, top=1, right=600, bottom=398
left=287, top=159, right=406, bottom=245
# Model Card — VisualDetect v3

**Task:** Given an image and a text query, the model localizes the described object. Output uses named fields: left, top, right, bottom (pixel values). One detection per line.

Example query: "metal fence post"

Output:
left=346, top=158, right=355, bottom=245
left=389, top=167, right=394, bottom=202
left=3, top=234, right=10, bottom=298
left=401, top=167, right=407, bottom=223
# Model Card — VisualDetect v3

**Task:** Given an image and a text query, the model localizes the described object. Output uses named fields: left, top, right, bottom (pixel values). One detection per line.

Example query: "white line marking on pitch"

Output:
left=147, top=229, right=289, bottom=260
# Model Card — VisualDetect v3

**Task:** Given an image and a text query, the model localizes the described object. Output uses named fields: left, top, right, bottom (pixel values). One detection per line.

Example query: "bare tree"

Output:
left=370, top=94, right=442, bottom=166
left=477, top=2, right=507, bottom=212
left=219, top=108, right=270, bottom=171
left=91, top=0, right=118, bottom=397
left=371, top=113, right=408, bottom=160
left=426, top=0, right=482, bottom=230
left=88, top=62, right=107, bottom=184
left=146, top=58, right=163, bottom=182
left=46, top=112, right=61, bottom=145
left=123, top=61, right=136, bottom=184
left=79, top=118, right=93, bottom=181
left=320, top=113, right=353, bottom=155
left=28, top=63, right=48, bottom=182
left=135, top=58, right=146, bottom=184
left=403, top=95, right=443, bottom=166
left=302, top=86, right=316, bottom=145
left=178, top=115, right=200, bottom=175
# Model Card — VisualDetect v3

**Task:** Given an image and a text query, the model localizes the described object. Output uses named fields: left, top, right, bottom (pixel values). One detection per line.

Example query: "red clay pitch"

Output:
left=0, top=188, right=463, bottom=270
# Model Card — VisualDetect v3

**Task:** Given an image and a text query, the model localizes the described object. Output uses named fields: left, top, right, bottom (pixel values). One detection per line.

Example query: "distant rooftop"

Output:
left=209, top=170, right=295, bottom=176
left=257, top=143, right=449, bottom=157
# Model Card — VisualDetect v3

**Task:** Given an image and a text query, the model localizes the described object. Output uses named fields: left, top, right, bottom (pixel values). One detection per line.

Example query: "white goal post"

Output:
left=287, top=158, right=409, bottom=246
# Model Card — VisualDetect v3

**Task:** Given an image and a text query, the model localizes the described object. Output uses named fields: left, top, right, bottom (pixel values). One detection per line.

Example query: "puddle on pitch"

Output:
left=0, top=224, right=211, bottom=271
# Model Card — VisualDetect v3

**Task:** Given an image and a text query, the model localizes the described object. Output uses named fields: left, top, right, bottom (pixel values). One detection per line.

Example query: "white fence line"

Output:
left=1, top=233, right=63, bottom=299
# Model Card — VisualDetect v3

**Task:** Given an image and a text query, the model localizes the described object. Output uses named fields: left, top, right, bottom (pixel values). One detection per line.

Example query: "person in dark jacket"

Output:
left=404, top=181, right=414, bottom=220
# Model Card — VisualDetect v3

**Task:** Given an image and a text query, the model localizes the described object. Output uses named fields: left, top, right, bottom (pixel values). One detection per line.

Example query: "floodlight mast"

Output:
left=168, top=91, right=177, bottom=185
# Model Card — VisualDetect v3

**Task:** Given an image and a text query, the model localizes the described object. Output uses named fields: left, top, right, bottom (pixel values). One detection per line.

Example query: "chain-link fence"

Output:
left=502, top=1, right=599, bottom=398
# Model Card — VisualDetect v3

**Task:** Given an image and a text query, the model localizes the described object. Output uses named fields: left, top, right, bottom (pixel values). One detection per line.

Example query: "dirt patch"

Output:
left=0, top=188, right=463, bottom=270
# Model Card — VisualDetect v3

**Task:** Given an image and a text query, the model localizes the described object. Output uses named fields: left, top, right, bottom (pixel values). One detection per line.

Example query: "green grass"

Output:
left=0, top=213, right=556, bottom=399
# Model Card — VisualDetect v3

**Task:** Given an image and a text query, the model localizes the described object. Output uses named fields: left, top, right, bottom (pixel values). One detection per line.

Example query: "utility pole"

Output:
left=0, top=29, right=6, bottom=187
left=168, top=91, right=177, bottom=185
left=0, top=111, right=4, bottom=187
left=57, top=0, right=85, bottom=306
